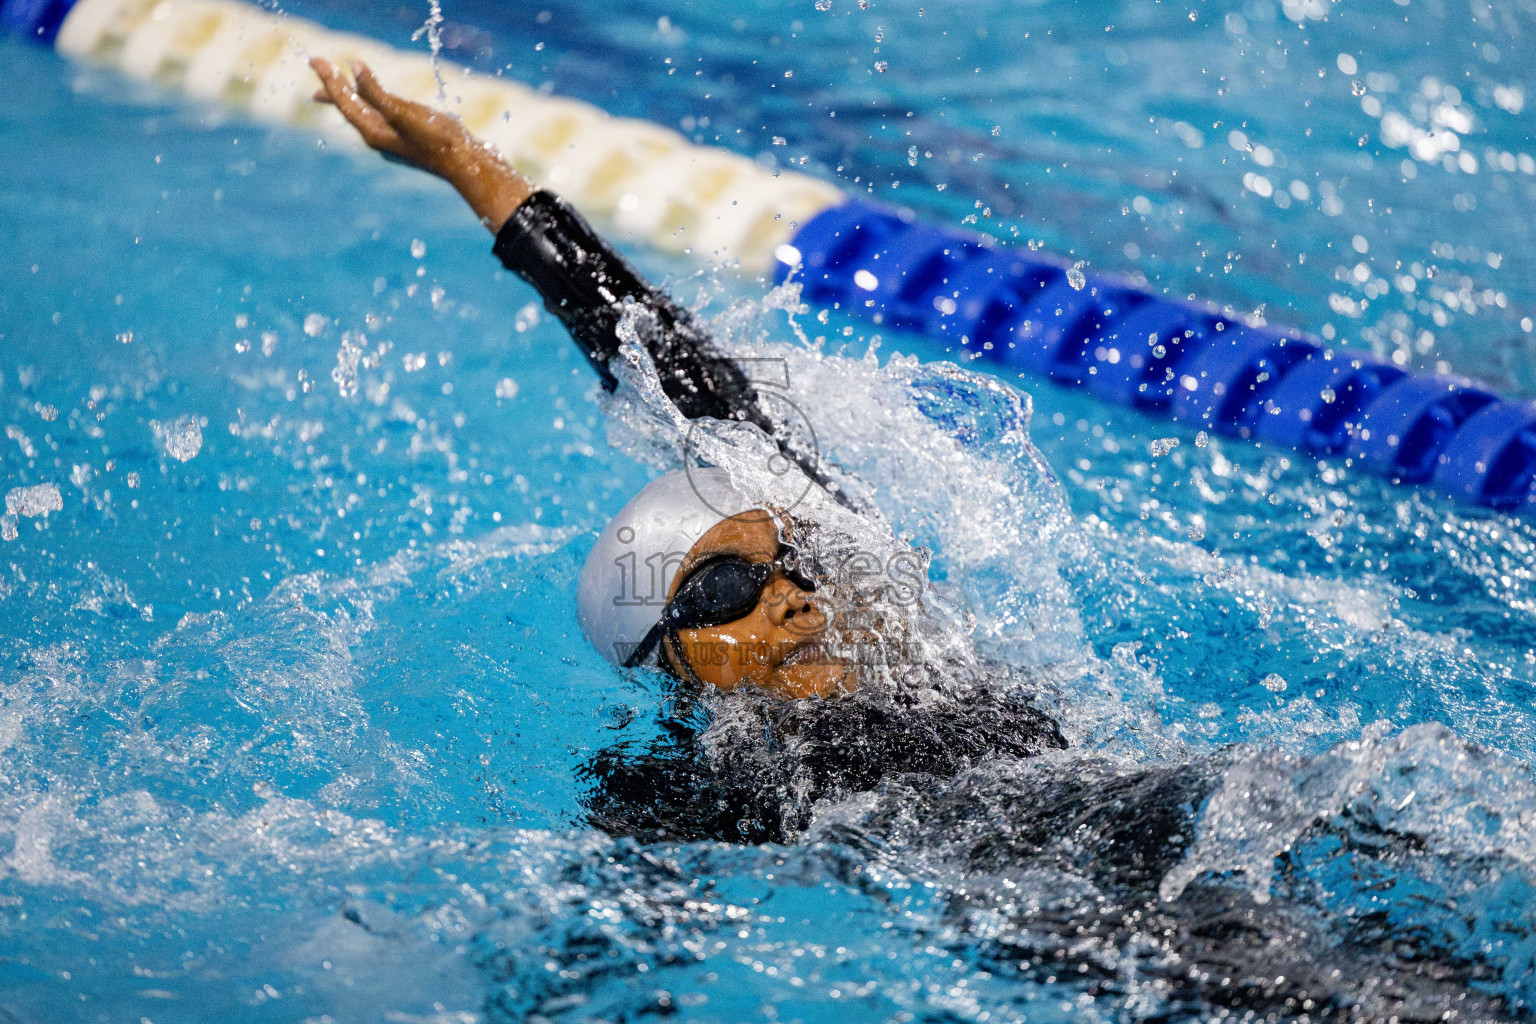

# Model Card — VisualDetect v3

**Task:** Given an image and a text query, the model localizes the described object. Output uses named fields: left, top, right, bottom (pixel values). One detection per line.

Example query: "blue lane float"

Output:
left=5, top=0, right=1533, bottom=515
left=779, top=200, right=1536, bottom=514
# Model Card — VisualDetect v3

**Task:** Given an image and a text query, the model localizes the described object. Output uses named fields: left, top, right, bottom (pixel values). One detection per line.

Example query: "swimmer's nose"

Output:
left=762, top=575, right=824, bottom=634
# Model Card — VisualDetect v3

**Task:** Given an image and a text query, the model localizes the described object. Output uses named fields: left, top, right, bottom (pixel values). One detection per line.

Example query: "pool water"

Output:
left=2, top=0, right=1535, bottom=1019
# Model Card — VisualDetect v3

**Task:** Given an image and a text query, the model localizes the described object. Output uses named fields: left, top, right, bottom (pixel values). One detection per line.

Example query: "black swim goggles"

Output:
left=622, top=545, right=817, bottom=671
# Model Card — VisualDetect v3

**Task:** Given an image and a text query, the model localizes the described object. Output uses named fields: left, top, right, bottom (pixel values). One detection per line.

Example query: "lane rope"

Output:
left=7, top=0, right=1533, bottom=512
left=783, top=199, right=1536, bottom=511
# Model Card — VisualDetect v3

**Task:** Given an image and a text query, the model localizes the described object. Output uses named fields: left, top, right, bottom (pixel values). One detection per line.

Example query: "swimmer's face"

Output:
left=663, top=510, right=851, bottom=700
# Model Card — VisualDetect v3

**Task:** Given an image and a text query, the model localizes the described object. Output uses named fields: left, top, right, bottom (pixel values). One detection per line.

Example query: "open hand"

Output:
left=311, top=58, right=532, bottom=231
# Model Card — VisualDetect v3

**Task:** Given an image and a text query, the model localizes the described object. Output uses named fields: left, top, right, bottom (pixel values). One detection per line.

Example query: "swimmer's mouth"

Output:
left=778, top=641, right=838, bottom=668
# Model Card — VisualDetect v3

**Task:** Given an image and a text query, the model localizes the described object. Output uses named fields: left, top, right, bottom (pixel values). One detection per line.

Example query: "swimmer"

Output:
left=310, top=56, right=892, bottom=701
left=312, top=62, right=1524, bottom=1022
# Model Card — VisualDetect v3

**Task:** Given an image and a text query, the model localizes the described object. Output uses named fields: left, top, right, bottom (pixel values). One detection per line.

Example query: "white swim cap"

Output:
left=578, top=467, right=760, bottom=666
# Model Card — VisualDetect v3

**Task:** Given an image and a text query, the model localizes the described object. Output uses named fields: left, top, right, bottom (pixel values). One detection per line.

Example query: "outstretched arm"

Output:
left=312, top=59, right=758, bottom=421
left=311, top=59, right=532, bottom=232
left=313, top=61, right=844, bottom=502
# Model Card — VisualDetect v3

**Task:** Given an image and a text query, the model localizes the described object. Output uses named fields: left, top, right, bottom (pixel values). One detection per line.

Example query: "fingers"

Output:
left=309, top=57, right=406, bottom=154
left=352, top=62, right=427, bottom=125
left=353, top=62, right=465, bottom=150
left=310, top=56, right=342, bottom=91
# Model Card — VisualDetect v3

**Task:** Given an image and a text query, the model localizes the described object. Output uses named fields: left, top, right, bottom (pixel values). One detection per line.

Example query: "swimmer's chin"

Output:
left=768, top=641, right=852, bottom=699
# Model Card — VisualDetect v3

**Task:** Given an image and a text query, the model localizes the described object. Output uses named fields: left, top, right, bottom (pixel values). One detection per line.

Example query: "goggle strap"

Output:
left=621, top=619, right=668, bottom=668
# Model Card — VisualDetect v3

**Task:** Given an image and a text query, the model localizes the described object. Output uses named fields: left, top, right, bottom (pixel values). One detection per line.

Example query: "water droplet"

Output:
left=332, top=332, right=365, bottom=399
left=495, top=377, right=520, bottom=400
left=411, top=238, right=427, bottom=259
left=1150, top=437, right=1180, bottom=457
left=403, top=353, right=428, bottom=372
left=907, top=145, right=918, bottom=167
left=1195, top=430, right=1209, bottom=447
left=1351, top=79, right=1366, bottom=97
left=4, top=483, right=62, bottom=518
left=116, top=331, right=133, bottom=345
left=157, top=416, right=203, bottom=462
left=1066, top=261, right=1087, bottom=290
left=1260, top=673, right=1288, bottom=692
left=874, top=60, right=888, bottom=72
left=815, top=0, right=831, bottom=9
left=303, top=313, right=328, bottom=337
left=514, top=302, right=542, bottom=333
left=1257, top=597, right=1275, bottom=629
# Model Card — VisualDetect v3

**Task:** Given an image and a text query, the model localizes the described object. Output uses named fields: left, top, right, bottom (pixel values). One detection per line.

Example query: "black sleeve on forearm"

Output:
left=492, top=190, right=757, bottom=423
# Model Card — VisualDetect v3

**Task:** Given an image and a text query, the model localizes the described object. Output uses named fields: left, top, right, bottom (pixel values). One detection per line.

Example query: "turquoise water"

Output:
left=2, top=0, right=1535, bottom=1019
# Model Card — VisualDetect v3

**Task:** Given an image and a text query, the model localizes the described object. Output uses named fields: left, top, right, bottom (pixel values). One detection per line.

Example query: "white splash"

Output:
left=1160, top=722, right=1536, bottom=905
left=590, top=284, right=1173, bottom=756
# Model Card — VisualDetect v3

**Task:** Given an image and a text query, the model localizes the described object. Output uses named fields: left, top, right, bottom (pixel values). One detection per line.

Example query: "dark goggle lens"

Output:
left=665, top=558, right=769, bottom=631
